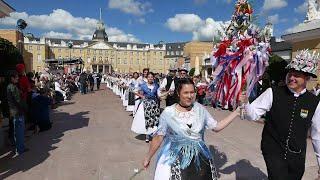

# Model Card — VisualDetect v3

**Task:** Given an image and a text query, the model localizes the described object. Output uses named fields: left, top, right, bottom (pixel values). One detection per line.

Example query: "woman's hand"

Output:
left=143, top=156, right=151, bottom=169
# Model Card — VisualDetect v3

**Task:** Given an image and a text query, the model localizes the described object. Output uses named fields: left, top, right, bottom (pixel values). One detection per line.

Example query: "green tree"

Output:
left=0, top=38, right=24, bottom=75
left=266, top=54, right=288, bottom=85
left=189, top=68, right=195, bottom=77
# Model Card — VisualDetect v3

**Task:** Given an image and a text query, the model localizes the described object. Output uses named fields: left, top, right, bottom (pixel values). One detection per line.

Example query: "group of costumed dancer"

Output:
left=105, top=1, right=320, bottom=179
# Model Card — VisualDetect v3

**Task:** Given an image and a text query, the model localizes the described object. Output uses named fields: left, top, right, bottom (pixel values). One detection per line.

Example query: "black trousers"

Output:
left=97, top=81, right=101, bottom=90
left=263, top=151, right=305, bottom=180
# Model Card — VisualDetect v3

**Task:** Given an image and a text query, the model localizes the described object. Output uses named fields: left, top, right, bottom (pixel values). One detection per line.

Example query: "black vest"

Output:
left=165, top=76, right=174, bottom=91
left=261, top=86, right=320, bottom=159
left=165, top=76, right=178, bottom=106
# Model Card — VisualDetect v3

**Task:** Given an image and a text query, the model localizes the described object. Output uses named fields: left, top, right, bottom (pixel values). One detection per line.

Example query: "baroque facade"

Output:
left=22, top=18, right=167, bottom=74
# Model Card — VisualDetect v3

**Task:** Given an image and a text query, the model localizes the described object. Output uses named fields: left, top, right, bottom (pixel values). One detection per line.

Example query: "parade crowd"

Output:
left=106, top=50, right=320, bottom=180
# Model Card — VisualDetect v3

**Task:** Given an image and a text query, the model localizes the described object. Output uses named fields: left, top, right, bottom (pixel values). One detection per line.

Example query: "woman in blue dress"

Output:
left=131, top=72, right=160, bottom=142
left=143, top=78, right=239, bottom=180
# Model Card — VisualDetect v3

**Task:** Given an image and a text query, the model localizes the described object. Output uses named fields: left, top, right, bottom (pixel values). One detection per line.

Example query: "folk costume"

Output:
left=245, top=50, right=320, bottom=179
left=126, top=78, right=140, bottom=112
left=158, top=74, right=177, bottom=107
left=131, top=81, right=160, bottom=135
left=153, top=102, right=218, bottom=180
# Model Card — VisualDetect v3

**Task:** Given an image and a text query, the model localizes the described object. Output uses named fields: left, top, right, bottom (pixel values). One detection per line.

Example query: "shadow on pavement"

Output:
left=0, top=110, right=89, bottom=179
left=57, top=101, right=76, bottom=107
left=220, top=159, right=267, bottom=180
left=209, top=145, right=228, bottom=178
left=135, top=134, right=146, bottom=141
left=209, top=145, right=267, bottom=179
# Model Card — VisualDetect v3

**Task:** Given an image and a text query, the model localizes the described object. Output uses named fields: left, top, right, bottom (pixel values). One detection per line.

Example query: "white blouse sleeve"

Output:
left=204, top=108, right=218, bottom=130
left=311, top=102, right=320, bottom=166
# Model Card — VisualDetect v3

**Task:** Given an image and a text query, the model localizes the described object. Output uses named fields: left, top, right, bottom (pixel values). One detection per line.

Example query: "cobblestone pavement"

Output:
left=0, top=86, right=318, bottom=180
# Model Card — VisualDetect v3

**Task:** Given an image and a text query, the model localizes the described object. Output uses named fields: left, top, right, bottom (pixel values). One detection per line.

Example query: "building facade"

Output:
left=181, top=41, right=213, bottom=72
left=270, top=37, right=292, bottom=62
left=21, top=18, right=167, bottom=74
left=0, top=0, right=14, bottom=18
left=164, top=42, right=186, bottom=70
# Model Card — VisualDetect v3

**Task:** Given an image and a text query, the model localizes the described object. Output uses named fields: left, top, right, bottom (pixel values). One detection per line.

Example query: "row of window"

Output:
left=166, top=51, right=183, bottom=56
left=27, top=45, right=165, bottom=56
left=28, top=45, right=42, bottom=51
left=117, top=59, right=164, bottom=65
left=167, top=45, right=181, bottom=49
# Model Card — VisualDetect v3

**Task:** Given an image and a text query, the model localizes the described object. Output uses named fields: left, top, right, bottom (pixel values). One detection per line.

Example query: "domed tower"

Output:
left=92, top=8, right=108, bottom=42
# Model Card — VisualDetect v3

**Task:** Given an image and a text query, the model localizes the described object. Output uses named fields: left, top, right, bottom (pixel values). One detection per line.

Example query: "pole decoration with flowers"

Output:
left=209, top=0, right=272, bottom=109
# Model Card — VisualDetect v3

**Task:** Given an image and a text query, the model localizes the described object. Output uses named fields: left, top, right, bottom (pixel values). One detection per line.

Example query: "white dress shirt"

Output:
left=157, top=77, right=175, bottom=97
left=245, top=87, right=320, bottom=165
left=313, top=88, right=320, bottom=96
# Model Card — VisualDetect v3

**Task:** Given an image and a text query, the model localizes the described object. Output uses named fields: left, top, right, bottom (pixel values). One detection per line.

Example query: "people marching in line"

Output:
left=103, top=58, right=320, bottom=180
left=131, top=72, right=160, bottom=143
left=126, top=72, right=140, bottom=113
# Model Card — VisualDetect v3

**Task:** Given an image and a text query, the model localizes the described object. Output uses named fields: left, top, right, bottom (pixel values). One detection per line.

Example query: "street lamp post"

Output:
left=67, top=41, right=73, bottom=74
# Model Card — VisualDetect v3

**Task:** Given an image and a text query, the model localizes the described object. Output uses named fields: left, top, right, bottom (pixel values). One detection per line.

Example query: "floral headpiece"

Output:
left=286, top=49, right=319, bottom=78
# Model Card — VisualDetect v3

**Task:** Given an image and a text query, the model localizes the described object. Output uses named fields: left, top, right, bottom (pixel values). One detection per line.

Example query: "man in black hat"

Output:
left=241, top=50, right=320, bottom=179
left=159, top=67, right=189, bottom=106
left=158, top=68, right=177, bottom=106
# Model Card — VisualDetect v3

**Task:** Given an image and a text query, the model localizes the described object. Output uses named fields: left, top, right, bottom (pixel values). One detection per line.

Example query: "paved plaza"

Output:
left=0, top=86, right=318, bottom=180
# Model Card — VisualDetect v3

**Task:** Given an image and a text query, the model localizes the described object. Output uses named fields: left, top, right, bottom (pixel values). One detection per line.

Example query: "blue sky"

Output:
left=0, top=0, right=309, bottom=43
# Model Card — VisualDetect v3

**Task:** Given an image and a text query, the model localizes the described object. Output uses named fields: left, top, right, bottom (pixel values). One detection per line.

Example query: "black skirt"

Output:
left=128, top=92, right=135, bottom=106
left=170, top=155, right=218, bottom=180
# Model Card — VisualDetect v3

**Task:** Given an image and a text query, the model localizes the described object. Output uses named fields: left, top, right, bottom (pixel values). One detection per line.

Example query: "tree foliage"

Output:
left=266, top=54, right=288, bottom=84
left=0, top=37, right=24, bottom=75
left=189, top=68, right=195, bottom=77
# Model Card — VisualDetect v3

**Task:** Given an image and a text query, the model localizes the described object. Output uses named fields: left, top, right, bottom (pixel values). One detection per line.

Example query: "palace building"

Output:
left=21, top=15, right=167, bottom=74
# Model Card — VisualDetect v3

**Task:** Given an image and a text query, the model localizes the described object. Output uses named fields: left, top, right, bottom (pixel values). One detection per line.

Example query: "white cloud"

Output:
left=166, top=14, right=203, bottom=33
left=263, top=0, right=287, bottom=11
left=268, top=14, right=280, bottom=24
left=294, top=0, right=308, bottom=14
left=192, top=18, right=228, bottom=41
left=106, top=27, right=140, bottom=42
left=166, top=14, right=228, bottom=41
left=43, top=31, right=73, bottom=39
left=0, top=9, right=140, bottom=42
left=108, top=0, right=153, bottom=16
left=267, top=14, right=287, bottom=24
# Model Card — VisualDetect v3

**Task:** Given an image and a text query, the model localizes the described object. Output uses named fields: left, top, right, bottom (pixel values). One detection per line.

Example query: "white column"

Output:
left=96, top=65, right=99, bottom=73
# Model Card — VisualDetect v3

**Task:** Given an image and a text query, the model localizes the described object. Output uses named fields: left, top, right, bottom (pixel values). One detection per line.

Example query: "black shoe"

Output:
left=17, top=148, right=29, bottom=155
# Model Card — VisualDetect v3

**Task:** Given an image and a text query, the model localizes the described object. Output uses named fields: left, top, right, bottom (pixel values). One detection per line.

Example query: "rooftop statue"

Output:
left=305, top=0, right=320, bottom=22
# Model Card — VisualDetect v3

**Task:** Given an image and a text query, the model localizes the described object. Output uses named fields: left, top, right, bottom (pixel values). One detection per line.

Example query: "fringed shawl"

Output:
left=156, top=102, right=213, bottom=169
